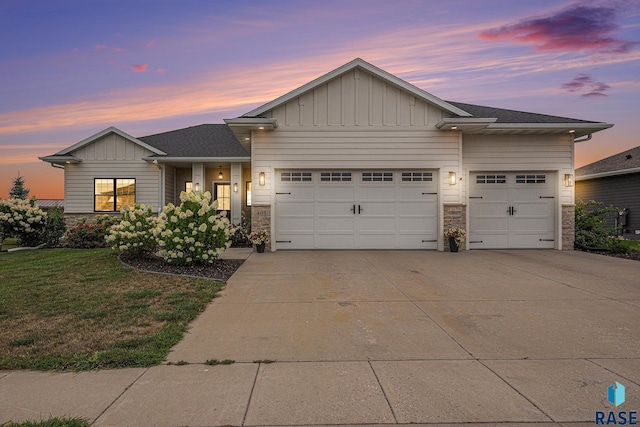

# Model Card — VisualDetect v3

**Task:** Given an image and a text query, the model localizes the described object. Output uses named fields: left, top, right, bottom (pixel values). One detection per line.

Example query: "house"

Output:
left=40, top=58, right=613, bottom=251
left=576, top=145, right=640, bottom=239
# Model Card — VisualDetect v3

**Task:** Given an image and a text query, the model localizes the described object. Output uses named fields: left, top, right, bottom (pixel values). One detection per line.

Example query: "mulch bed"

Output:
left=118, top=252, right=244, bottom=281
left=577, top=249, right=640, bottom=262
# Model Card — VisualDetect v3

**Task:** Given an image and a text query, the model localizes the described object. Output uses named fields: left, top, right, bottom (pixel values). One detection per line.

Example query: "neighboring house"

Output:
left=576, top=145, right=640, bottom=239
left=35, top=199, right=64, bottom=211
left=41, top=58, right=613, bottom=251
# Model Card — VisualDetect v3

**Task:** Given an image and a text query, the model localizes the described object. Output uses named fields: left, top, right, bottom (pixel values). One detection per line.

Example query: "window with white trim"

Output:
left=215, top=183, right=231, bottom=210
left=362, top=172, right=393, bottom=182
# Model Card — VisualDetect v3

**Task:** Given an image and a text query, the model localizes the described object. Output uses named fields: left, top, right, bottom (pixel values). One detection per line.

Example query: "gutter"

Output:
left=575, top=166, right=640, bottom=181
left=573, top=134, right=592, bottom=143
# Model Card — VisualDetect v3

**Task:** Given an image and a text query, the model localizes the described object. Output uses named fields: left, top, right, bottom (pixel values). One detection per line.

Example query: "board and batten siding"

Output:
left=251, top=68, right=460, bottom=206
left=461, top=133, right=575, bottom=205
left=63, top=133, right=161, bottom=213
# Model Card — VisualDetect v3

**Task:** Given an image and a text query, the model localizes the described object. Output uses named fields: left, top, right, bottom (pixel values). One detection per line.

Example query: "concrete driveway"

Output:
left=2, top=250, right=639, bottom=426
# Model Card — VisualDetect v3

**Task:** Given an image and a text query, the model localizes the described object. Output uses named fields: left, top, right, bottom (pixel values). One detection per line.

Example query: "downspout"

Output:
left=573, top=134, right=592, bottom=143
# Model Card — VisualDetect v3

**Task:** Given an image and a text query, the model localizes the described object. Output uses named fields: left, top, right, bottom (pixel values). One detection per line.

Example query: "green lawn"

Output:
left=1, top=238, right=18, bottom=250
left=616, top=239, right=640, bottom=252
left=0, top=249, right=223, bottom=371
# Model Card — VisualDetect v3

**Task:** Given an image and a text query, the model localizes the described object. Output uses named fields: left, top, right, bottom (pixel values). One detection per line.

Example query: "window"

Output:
left=280, top=171, right=312, bottom=182
left=516, top=174, right=546, bottom=184
left=362, top=172, right=393, bottom=182
left=215, top=183, right=231, bottom=210
left=246, top=182, right=252, bottom=206
left=320, top=172, right=352, bottom=182
left=185, top=181, right=193, bottom=192
left=476, top=175, right=506, bottom=184
left=401, top=172, right=433, bottom=182
left=94, top=178, right=135, bottom=212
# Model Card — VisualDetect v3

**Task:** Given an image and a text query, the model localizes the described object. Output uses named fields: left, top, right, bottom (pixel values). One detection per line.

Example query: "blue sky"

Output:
left=1, top=0, right=639, bottom=198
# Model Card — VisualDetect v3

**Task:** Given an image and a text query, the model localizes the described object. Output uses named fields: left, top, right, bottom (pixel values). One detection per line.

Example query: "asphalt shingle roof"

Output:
left=447, top=101, right=599, bottom=124
left=139, top=124, right=249, bottom=158
left=576, top=145, right=640, bottom=177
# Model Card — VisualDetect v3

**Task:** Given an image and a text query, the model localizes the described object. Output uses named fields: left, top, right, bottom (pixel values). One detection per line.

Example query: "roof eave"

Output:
left=224, top=118, right=278, bottom=130
left=241, top=58, right=472, bottom=118
left=142, top=156, right=252, bottom=163
left=576, top=166, right=640, bottom=181
left=460, top=122, right=613, bottom=137
left=38, top=155, right=81, bottom=164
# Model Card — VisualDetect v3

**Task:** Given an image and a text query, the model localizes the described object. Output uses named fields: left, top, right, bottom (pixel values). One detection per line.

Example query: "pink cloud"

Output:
left=156, top=68, right=167, bottom=73
left=479, top=5, right=638, bottom=54
left=561, top=74, right=611, bottom=98
left=131, top=64, right=148, bottom=72
left=146, top=40, right=156, bottom=48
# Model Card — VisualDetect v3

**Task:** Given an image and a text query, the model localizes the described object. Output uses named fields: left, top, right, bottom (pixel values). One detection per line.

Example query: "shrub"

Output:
left=229, top=212, right=251, bottom=247
left=0, top=198, right=47, bottom=247
left=575, top=200, right=619, bottom=249
left=66, top=215, right=118, bottom=249
left=42, top=206, right=67, bottom=248
left=155, top=191, right=231, bottom=265
left=106, top=203, right=158, bottom=258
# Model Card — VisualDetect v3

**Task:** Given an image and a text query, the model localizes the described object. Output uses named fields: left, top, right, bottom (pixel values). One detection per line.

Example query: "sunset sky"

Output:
left=1, top=0, right=639, bottom=199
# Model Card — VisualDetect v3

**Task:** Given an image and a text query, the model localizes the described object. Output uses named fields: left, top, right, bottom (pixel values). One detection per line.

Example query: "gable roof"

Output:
left=242, top=58, right=472, bottom=118
left=39, top=126, right=166, bottom=164
left=576, top=145, right=640, bottom=179
left=60, top=126, right=165, bottom=156
left=139, top=124, right=249, bottom=159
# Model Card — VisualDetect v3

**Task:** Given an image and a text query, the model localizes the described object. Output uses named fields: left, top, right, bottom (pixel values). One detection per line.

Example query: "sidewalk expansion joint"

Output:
left=241, top=361, right=262, bottom=426
left=90, top=368, right=149, bottom=426
left=368, top=360, right=398, bottom=423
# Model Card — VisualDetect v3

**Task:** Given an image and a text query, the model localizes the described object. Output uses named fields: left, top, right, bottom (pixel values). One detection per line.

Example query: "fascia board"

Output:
left=576, top=167, right=640, bottom=181
left=57, top=126, right=166, bottom=156
left=242, top=58, right=472, bottom=118
left=142, top=157, right=251, bottom=162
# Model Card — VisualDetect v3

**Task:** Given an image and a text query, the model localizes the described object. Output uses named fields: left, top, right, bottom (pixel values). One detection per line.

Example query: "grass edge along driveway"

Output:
left=0, top=249, right=224, bottom=371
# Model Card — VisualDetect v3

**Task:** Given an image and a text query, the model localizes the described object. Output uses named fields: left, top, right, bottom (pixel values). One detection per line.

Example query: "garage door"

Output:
left=469, top=172, right=555, bottom=249
left=275, top=170, right=438, bottom=249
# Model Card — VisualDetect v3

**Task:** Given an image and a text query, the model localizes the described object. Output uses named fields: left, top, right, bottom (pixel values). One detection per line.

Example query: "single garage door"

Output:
left=275, top=170, right=438, bottom=249
left=469, top=172, right=555, bottom=249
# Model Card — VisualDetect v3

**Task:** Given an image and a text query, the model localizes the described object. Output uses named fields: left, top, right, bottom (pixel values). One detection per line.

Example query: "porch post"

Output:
left=230, top=163, right=242, bottom=224
left=192, top=163, right=204, bottom=193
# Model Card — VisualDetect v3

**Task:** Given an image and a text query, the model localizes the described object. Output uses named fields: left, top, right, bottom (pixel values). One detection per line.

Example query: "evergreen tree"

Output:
left=9, top=173, right=30, bottom=199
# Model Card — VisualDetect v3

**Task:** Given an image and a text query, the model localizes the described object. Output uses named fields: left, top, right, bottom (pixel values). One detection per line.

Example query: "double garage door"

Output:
left=275, top=170, right=438, bottom=250
left=468, top=172, right=556, bottom=249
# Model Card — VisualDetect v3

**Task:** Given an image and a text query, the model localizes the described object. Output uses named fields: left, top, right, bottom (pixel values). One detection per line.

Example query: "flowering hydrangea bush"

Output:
left=0, top=198, right=47, bottom=247
left=106, top=203, right=157, bottom=258
left=155, top=191, right=231, bottom=265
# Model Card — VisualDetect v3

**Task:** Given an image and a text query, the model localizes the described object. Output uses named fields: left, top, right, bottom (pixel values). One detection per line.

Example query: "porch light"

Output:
left=564, top=173, right=574, bottom=187
left=194, top=182, right=200, bottom=192
left=233, top=183, right=238, bottom=192
left=218, top=166, right=223, bottom=180
left=449, top=171, right=457, bottom=185
left=259, top=171, right=266, bottom=186
left=451, top=126, right=457, bottom=130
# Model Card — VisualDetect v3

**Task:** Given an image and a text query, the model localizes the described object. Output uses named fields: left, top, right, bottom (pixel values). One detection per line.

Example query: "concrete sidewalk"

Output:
left=1, top=250, right=639, bottom=426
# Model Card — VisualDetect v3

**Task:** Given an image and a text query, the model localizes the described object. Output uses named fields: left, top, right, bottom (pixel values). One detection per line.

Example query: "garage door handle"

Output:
left=350, top=204, right=356, bottom=214
left=358, top=205, right=363, bottom=214
left=539, top=196, right=554, bottom=199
